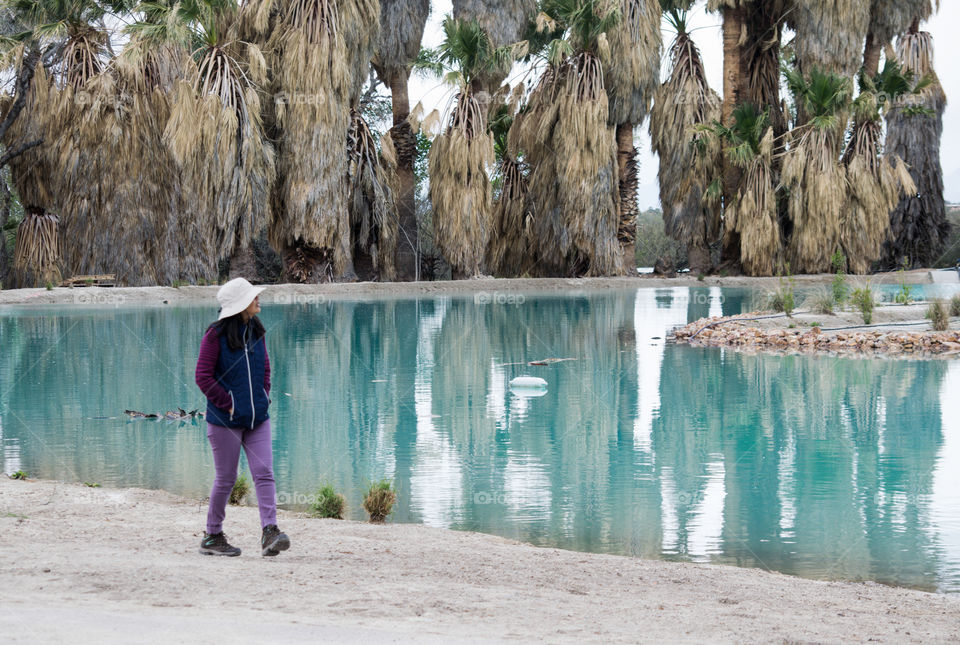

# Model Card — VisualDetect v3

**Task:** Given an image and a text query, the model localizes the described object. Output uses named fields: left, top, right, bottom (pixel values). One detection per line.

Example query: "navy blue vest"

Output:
left=206, top=323, right=270, bottom=430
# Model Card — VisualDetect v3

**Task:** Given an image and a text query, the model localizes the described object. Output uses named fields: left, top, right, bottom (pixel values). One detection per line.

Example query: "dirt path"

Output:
left=1, top=478, right=958, bottom=643
left=0, top=270, right=942, bottom=306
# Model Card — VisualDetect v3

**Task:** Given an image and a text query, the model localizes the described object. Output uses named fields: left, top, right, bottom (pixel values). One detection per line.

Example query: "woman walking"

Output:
left=195, top=277, right=290, bottom=557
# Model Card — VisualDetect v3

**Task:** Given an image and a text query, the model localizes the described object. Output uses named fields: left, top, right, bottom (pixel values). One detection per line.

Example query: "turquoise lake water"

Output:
left=2, top=285, right=960, bottom=593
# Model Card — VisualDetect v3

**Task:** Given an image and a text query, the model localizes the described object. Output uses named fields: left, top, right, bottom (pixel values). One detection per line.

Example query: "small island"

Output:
left=672, top=302, right=960, bottom=357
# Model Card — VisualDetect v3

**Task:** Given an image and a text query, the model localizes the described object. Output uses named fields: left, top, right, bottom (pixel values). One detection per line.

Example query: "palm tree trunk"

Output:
left=0, top=182, right=9, bottom=284
left=229, top=244, right=259, bottom=282
left=720, top=4, right=745, bottom=272
left=616, top=122, right=638, bottom=274
left=721, top=5, right=745, bottom=127
left=389, top=73, right=419, bottom=282
left=688, top=242, right=711, bottom=275
left=864, top=31, right=882, bottom=78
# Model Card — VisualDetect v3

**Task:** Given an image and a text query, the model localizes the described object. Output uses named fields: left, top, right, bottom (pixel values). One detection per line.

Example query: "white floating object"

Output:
left=509, top=376, right=548, bottom=389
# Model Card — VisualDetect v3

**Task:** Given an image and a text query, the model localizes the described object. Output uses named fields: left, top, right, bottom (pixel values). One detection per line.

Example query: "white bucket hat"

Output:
left=216, top=278, right=265, bottom=321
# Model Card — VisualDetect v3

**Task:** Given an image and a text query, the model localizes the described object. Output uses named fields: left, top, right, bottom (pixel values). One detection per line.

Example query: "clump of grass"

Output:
left=229, top=474, right=250, bottom=505
left=363, top=479, right=397, bottom=523
left=310, top=484, right=346, bottom=519
left=83, top=482, right=100, bottom=488
left=851, top=287, right=875, bottom=325
left=830, top=249, right=846, bottom=273
left=45, top=281, right=53, bottom=291
left=895, top=268, right=913, bottom=304
left=766, top=275, right=796, bottom=316
left=950, top=294, right=960, bottom=317
left=697, top=273, right=705, bottom=282
left=806, top=288, right=835, bottom=315
left=832, top=271, right=848, bottom=306
left=926, top=300, right=950, bottom=331
left=10, top=470, right=28, bottom=480
left=830, top=251, right=848, bottom=306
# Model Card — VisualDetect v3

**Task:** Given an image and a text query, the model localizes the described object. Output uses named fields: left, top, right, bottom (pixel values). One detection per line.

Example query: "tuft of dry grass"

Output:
left=806, top=287, right=836, bottom=315
left=363, top=479, right=397, bottom=523
left=950, top=294, right=960, bottom=318
left=927, top=299, right=949, bottom=331
left=229, top=474, right=251, bottom=505
left=310, top=484, right=346, bottom=519
left=851, top=286, right=875, bottom=325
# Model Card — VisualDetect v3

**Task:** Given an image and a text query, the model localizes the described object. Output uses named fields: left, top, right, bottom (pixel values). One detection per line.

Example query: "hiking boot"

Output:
left=261, top=524, right=290, bottom=556
left=199, top=531, right=241, bottom=556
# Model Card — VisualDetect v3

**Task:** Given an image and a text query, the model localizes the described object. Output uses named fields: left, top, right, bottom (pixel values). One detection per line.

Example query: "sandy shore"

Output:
left=0, top=269, right=944, bottom=306
left=2, top=478, right=958, bottom=643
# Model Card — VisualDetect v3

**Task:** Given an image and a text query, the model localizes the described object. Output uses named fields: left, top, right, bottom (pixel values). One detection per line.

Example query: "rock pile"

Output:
left=671, top=315, right=960, bottom=357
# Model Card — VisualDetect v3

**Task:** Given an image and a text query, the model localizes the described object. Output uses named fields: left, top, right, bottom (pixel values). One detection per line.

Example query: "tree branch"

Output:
left=0, top=139, right=42, bottom=167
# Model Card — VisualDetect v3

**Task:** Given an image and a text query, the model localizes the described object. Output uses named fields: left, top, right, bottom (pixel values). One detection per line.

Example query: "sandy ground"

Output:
left=1, top=478, right=959, bottom=644
left=0, top=269, right=944, bottom=306
left=708, top=302, right=956, bottom=334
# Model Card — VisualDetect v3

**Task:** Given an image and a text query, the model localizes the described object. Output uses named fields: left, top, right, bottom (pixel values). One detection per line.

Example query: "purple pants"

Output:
left=205, top=419, right=277, bottom=535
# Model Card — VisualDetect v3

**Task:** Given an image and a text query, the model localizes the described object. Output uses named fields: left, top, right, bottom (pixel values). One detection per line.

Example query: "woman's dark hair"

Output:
left=209, top=312, right=265, bottom=350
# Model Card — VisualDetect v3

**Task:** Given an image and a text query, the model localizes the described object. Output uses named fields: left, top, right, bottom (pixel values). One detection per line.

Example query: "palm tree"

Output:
left=486, top=98, right=532, bottom=276
left=1, top=0, right=108, bottom=287
left=703, top=103, right=781, bottom=276
left=427, top=17, right=504, bottom=278
left=372, top=0, right=430, bottom=281
left=4, top=0, right=190, bottom=286
left=881, top=26, right=949, bottom=269
left=706, top=0, right=746, bottom=270
left=707, top=0, right=742, bottom=126
left=452, top=0, right=537, bottom=95
left=10, top=204, right=60, bottom=287
left=348, top=108, right=397, bottom=280
left=604, top=0, right=660, bottom=270
left=789, top=0, right=870, bottom=79
left=649, top=5, right=721, bottom=275
left=134, top=0, right=275, bottom=283
left=782, top=67, right=851, bottom=274
left=840, top=61, right=918, bottom=274
left=864, top=0, right=936, bottom=77
left=250, top=0, right=379, bottom=282
left=518, top=0, right=623, bottom=276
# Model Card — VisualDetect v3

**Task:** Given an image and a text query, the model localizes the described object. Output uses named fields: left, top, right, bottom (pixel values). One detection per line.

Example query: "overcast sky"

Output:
left=409, top=1, right=960, bottom=208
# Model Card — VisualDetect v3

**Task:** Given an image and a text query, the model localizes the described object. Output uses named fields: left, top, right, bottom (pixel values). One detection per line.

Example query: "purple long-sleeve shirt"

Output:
left=195, top=327, right=271, bottom=410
